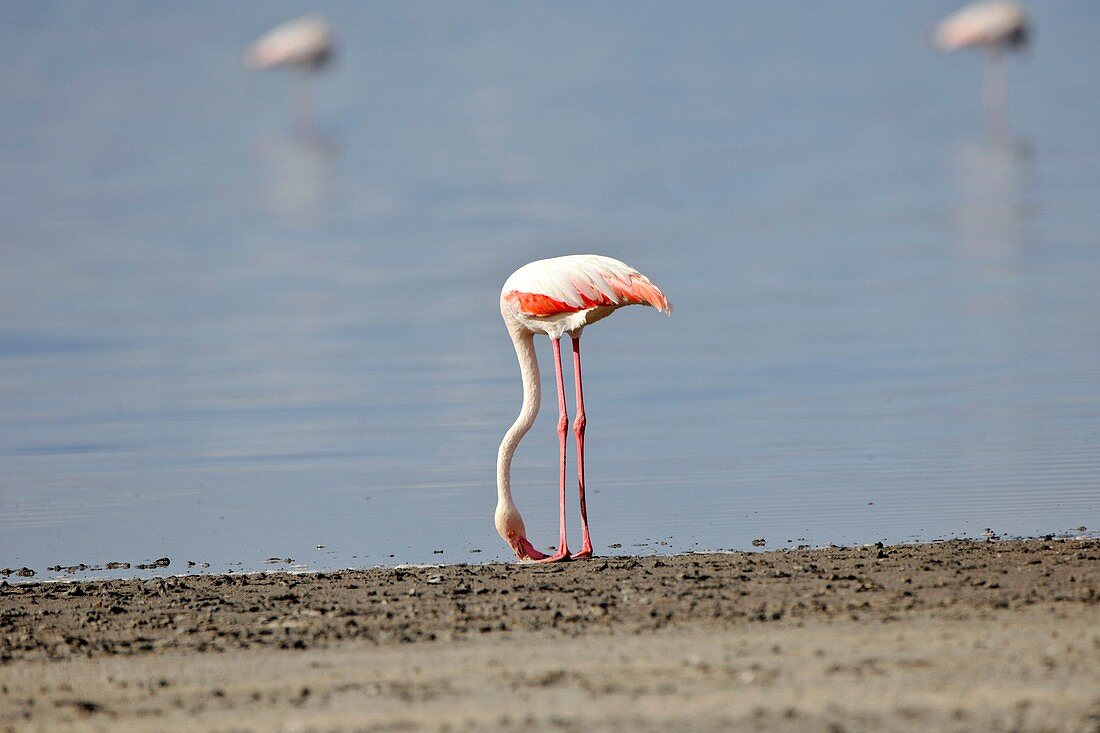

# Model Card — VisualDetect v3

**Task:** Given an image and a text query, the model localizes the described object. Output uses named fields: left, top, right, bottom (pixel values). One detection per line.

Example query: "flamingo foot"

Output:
left=570, top=545, right=593, bottom=560
left=534, top=546, right=571, bottom=563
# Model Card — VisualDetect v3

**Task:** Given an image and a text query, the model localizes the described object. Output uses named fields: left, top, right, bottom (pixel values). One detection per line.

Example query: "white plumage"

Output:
left=501, top=254, right=671, bottom=339
left=935, top=1, right=1028, bottom=51
left=246, top=15, right=334, bottom=72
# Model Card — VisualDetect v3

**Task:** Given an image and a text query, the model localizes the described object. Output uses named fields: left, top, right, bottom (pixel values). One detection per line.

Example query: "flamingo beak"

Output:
left=512, top=536, right=547, bottom=561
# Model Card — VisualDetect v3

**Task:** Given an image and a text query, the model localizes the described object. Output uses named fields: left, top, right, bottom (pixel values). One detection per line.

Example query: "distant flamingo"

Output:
left=935, top=1, right=1030, bottom=135
left=246, top=15, right=334, bottom=132
left=495, top=255, right=671, bottom=563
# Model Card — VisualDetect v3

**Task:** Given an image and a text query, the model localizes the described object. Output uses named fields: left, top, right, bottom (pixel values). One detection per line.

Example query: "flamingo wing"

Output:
left=247, top=15, right=332, bottom=70
left=935, top=1, right=1027, bottom=50
left=503, top=255, right=671, bottom=318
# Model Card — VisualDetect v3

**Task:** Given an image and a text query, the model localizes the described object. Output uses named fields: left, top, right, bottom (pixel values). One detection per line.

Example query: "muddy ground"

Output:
left=1, top=538, right=1098, bottom=732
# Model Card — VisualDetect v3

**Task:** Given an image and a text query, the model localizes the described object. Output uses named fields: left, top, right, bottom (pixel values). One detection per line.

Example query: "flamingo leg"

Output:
left=570, top=336, right=593, bottom=559
left=291, top=73, right=316, bottom=137
left=984, top=47, right=1009, bottom=140
left=536, top=337, right=571, bottom=563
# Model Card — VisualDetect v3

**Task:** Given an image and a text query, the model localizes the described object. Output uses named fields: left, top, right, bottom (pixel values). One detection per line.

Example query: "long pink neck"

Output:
left=496, top=325, right=540, bottom=512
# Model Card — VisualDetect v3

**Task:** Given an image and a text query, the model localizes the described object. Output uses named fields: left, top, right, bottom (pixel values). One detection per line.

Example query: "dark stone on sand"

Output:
left=1, top=567, right=35, bottom=578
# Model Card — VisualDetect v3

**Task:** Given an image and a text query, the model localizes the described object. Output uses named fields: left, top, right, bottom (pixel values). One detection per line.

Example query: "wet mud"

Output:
left=1, top=538, right=1097, bottom=732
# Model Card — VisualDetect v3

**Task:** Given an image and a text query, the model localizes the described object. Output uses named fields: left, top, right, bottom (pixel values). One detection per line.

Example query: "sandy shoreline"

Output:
left=2, top=538, right=1098, bottom=732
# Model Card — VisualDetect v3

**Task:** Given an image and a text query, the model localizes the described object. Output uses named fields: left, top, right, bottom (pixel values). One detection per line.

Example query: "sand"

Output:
left=1, top=538, right=1098, bottom=732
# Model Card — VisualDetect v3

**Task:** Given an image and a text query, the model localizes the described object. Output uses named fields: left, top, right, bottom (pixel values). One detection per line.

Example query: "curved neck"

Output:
left=497, top=325, right=540, bottom=510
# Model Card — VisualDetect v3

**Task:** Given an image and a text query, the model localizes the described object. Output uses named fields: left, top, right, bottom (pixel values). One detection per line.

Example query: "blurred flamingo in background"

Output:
left=935, top=1, right=1030, bottom=136
left=246, top=15, right=334, bottom=133
left=495, top=255, right=671, bottom=563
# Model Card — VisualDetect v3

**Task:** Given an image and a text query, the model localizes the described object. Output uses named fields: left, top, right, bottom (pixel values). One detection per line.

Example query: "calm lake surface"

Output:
left=2, top=2, right=1098, bottom=580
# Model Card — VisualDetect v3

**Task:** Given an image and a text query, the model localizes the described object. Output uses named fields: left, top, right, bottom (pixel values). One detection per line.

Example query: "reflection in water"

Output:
left=951, top=138, right=1030, bottom=266
left=951, top=137, right=1031, bottom=321
left=254, top=133, right=340, bottom=224
left=947, top=137, right=1036, bottom=516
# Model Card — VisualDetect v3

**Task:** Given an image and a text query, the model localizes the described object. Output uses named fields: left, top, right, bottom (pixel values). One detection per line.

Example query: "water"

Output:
left=1, top=2, right=1098, bottom=581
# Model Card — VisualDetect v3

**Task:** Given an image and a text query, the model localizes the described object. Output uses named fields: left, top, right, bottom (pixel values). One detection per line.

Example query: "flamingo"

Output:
left=245, top=15, right=335, bottom=132
left=934, top=1, right=1030, bottom=135
left=495, top=255, right=671, bottom=563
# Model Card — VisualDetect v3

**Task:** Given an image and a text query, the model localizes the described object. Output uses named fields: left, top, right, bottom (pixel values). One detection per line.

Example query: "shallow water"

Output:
left=1, top=2, right=1098, bottom=581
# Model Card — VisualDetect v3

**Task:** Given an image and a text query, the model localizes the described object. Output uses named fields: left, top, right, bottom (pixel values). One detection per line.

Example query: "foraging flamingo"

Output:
left=495, top=255, right=671, bottom=563
left=246, top=15, right=334, bottom=132
left=935, top=1, right=1030, bottom=134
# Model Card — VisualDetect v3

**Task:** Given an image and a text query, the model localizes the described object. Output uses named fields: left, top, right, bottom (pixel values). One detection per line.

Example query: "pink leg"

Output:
left=536, top=337, right=571, bottom=563
left=570, top=336, right=593, bottom=559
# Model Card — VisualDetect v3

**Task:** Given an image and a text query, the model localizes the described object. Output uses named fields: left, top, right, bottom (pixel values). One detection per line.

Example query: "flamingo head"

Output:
left=495, top=505, right=547, bottom=561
